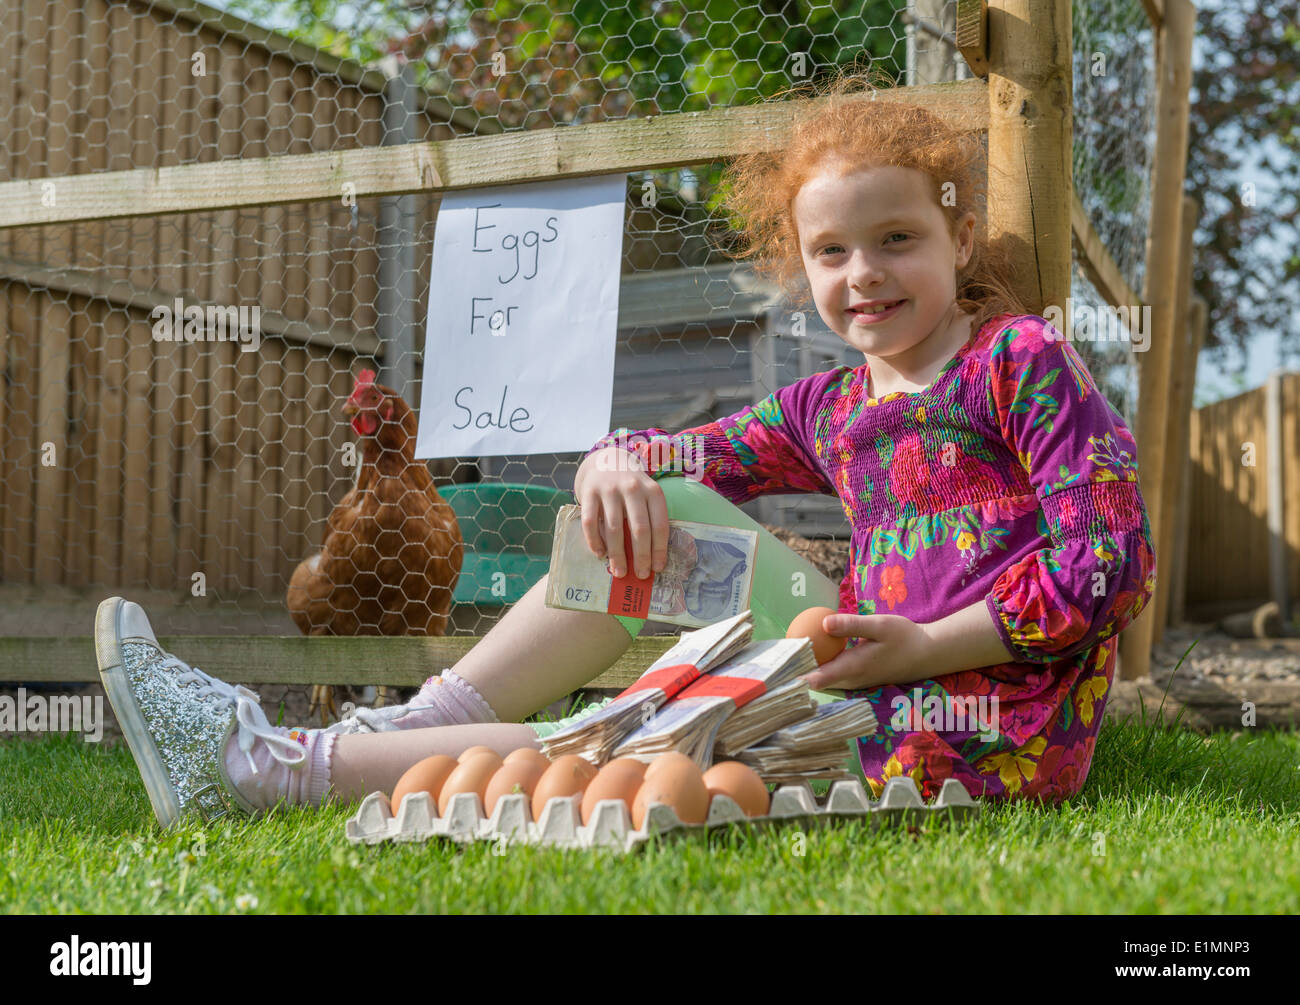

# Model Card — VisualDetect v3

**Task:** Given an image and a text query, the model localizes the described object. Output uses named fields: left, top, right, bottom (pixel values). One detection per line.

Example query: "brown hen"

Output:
left=287, top=369, right=464, bottom=724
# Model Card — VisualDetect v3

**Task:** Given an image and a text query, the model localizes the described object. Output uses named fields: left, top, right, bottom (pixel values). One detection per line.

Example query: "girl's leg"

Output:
left=328, top=722, right=541, bottom=801
left=447, top=572, right=637, bottom=724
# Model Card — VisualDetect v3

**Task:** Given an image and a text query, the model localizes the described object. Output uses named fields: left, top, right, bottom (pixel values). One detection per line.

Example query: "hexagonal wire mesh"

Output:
left=0, top=1, right=1154, bottom=717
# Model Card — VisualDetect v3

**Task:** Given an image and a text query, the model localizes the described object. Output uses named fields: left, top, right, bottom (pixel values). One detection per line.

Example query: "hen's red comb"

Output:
left=355, top=369, right=377, bottom=387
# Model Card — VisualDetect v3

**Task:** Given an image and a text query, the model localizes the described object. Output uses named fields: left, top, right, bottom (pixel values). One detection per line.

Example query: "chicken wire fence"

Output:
left=0, top=2, right=1154, bottom=686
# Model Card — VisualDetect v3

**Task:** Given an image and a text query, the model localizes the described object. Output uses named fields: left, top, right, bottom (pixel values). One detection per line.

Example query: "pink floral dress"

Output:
left=585, top=313, right=1156, bottom=803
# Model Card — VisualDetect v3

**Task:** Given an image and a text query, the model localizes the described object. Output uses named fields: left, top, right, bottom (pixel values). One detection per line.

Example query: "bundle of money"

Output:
left=544, top=504, right=758, bottom=628
left=735, top=698, right=878, bottom=784
left=712, top=679, right=819, bottom=757
left=539, top=610, right=755, bottom=764
left=611, top=637, right=816, bottom=770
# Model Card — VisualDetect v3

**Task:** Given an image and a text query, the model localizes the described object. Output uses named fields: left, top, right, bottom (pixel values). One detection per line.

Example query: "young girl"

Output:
left=95, top=76, right=1154, bottom=829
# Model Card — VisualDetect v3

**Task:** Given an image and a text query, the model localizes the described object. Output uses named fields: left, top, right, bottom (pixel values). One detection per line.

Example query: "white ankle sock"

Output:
left=385, top=669, right=500, bottom=730
left=222, top=725, right=336, bottom=810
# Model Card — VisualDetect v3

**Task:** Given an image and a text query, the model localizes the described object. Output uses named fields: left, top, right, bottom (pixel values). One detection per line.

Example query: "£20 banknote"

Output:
left=544, top=504, right=758, bottom=628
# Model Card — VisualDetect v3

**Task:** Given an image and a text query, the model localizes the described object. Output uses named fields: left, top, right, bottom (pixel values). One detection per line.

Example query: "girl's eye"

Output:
left=885, top=233, right=909, bottom=244
left=818, top=245, right=843, bottom=256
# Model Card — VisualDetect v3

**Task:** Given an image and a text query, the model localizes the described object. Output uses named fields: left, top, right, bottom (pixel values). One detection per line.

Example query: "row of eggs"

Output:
left=389, top=747, right=772, bottom=829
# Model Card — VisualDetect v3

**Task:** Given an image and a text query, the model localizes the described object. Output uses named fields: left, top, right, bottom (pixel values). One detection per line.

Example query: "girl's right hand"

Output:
left=574, top=446, right=669, bottom=581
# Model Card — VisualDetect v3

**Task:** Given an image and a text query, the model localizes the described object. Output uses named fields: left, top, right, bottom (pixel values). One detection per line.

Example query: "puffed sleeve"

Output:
left=984, top=315, right=1156, bottom=663
left=582, top=366, right=849, bottom=507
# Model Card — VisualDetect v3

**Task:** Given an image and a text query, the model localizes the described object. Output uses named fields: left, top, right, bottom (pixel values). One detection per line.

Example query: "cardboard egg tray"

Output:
left=345, top=776, right=979, bottom=854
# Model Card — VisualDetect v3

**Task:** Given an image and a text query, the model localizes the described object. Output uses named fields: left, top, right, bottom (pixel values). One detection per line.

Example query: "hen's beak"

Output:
left=342, top=399, right=359, bottom=418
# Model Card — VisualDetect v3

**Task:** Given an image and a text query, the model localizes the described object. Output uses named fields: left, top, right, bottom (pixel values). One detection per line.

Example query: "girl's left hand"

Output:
left=799, top=613, right=931, bottom=692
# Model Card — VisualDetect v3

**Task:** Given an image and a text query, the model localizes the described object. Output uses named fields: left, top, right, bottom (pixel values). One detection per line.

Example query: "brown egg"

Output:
left=390, top=754, right=458, bottom=813
left=437, top=751, right=504, bottom=815
left=642, top=750, right=698, bottom=781
left=530, top=754, right=599, bottom=822
left=632, top=754, right=709, bottom=829
left=458, top=744, right=500, bottom=763
left=580, top=757, right=648, bottom=825
left=787, top=605, right=846, bottom=666
left=503, top=747, right=551, bottom=770
left=702, top=760, right=770, bottom=818
left=482, top=759, right=549, bottom=816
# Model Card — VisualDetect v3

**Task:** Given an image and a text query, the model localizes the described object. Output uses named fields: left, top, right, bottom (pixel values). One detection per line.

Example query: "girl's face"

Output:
left=794, top=163, right=976, bottom=372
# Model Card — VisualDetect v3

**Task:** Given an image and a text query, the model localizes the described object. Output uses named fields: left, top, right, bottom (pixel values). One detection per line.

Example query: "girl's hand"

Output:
left=799, top=613, right=932, bottom=692
left=574, top=446, right=669, bottom=581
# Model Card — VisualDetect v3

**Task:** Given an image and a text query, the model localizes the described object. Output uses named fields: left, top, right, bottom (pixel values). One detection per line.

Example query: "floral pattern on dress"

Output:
left=585, top=313, right=1155, bottom=803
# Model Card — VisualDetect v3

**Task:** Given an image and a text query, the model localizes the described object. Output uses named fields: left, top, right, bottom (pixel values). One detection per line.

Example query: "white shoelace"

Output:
left=161, top=657, right=307, bottom=775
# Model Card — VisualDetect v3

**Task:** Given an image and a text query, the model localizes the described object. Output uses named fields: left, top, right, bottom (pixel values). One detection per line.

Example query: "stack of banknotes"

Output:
left=612, top=637, right=816, bottom=769
left=544, top=505, right=759, bottom=628
left=540, top=605, right=880, bottom=780
left=735, top=699, right=879, bottom=784
left=540, top=609, right=756, bottom=764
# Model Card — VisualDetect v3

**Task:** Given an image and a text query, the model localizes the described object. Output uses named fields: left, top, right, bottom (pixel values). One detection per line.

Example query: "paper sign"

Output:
left=415, top=174, right=627, bottom=459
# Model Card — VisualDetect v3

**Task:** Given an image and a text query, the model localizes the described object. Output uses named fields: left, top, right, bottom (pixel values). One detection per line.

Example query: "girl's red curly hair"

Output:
left=714, top=67, right=1033, bottom=336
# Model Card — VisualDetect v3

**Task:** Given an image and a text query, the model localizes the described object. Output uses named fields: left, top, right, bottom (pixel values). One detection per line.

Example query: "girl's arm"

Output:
left=581, top=366, right=850, bottom=506
left=983, top=316, right=1157, bottom=663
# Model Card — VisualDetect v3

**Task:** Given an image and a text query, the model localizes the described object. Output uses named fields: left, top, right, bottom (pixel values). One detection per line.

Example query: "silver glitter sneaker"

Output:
left=95, top=596, right=307, bottom=829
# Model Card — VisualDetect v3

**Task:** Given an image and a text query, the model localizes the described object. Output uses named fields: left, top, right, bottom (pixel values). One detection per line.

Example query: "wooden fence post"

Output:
left=1152, top=194, right=1199, bottom=638
left=377, top=56, right=419, bottom=404
left=1118, top=0, right=1194, bottom=681
left=1266, top=369, right=1292, bottom=630
left=985, top=0, right=1073, bottom=317
left=1169, top=295, right=1206, bottom=628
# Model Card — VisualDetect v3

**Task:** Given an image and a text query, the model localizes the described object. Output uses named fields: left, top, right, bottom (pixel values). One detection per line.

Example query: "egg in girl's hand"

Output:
left=702, top=760, right=770, bottom=817
left=632, top=752, right=709, bottom=829
left=390, top=754, right=459, bottom=813
left=530, top=754, right=599, bottom=822
left=580, top=757, right=648, bottom=825
left=503, top=747, right=551, bottom=770
left=483, top=758, right=549, bottom=816
left=437, top=750, right=504, bottom=815
left=458, top=744, right=499, bottom=762
left=786, top=605, right=846, bottom=666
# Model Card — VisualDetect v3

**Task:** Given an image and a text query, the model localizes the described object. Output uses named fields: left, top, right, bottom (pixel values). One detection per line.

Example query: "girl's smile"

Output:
left=795, top=164, right=977, bottom=396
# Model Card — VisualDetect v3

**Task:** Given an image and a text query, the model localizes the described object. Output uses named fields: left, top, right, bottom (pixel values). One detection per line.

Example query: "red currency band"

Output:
left=676, top=675, right=766, bottom=707
left=617, top=663, right=702, bottom=700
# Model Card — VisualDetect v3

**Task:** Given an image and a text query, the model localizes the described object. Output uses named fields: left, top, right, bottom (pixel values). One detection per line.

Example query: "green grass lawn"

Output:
left=2, top=707, right=1298, bottom=914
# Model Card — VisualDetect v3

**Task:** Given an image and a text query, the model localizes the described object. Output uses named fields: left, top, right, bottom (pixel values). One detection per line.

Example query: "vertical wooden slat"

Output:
left=45, top=3, right=74, bottom=275
left=255, top=348, right=284, bottom=596
left=4, top=286, right=36, bottom=582
left=204, top=37, right=244, bottom=593
left=122, top=307, right=153, bottom=587
left=1120, top=0, right=1195, bottom=679
left=0, top=284, right=10, bottom=567
left=353, top=89, right=384, bottom=336
left=81, top=1, right=112, bottom=268
left=1152, top=196, right=1199, bottom=635
left=1287, top=375, right=1300, bottom=613
left=149, top=17, right=184, bottom=589
left=234, top=341, right=258, bottom=594
left=282, top=346, right=311, bottom=586
left=306, top=351, right=333, bottom=548
left=92, top=300, right=124, bottom=586
left=261, top=59, right=288, bottom=320
left=10, top=0, right=48, bottom=265
left=35, top=297, right=70, bottom=586
left=307, top=70, right=334, bottom=332
left=43, top=5, right=77, bottom=586
left=66, top=296, right=96, bottom=586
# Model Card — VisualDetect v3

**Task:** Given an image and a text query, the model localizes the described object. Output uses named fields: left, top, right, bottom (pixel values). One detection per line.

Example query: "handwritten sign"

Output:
left=415, top=175, right=627, bottom=459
